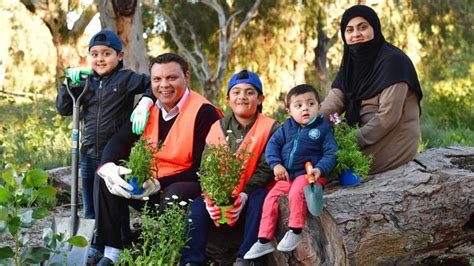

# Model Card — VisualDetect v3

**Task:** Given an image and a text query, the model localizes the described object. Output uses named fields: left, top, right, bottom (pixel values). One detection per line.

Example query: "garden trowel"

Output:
left=303, top=162, right=324, bottom=216
left=51, top=73, right=96, bottom=265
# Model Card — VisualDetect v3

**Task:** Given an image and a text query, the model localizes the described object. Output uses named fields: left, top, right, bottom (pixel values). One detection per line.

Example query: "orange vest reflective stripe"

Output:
left=143, top=91, right=220, bottom=178
left=206, top=113, right=276, bottom=195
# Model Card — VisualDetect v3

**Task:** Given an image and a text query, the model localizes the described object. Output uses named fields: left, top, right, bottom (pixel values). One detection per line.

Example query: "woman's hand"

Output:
left=273, top=164, right=289, bottom=181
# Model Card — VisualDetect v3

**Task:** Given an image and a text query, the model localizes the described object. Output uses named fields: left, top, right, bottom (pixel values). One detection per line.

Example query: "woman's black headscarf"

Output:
left=332, top=5, right=423, bottom=126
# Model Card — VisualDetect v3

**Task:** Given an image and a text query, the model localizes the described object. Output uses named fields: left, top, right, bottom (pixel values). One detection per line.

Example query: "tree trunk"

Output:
left=20, top=0, right=97, bottom=84
left=202, top=80, right=220, bottom=105
left=97, top=0, right=149, bottom=74
left=314, top=26, right=337, bottom=96
left=272, top=146, right=474, bottom=265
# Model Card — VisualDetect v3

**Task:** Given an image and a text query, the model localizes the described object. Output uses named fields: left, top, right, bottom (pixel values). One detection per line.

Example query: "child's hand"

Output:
left=308, top=167, right=321, bottom=182
left=273, top=164, right=289, bottom=181
left=65, top=68, right=92, bottom=85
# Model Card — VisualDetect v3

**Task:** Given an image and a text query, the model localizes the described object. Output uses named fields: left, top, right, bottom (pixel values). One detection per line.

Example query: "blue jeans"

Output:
left=80, top=151, right=101, bottom=219
left=180, top=188, right=268, bottom=265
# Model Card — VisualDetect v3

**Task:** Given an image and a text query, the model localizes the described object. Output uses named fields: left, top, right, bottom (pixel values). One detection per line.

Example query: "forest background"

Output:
left=0, top=0, right=472, bottom=170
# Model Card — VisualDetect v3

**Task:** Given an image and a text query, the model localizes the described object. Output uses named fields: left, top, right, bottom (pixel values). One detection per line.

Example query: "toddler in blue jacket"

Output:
left=245, top=84, right=337, bottom=259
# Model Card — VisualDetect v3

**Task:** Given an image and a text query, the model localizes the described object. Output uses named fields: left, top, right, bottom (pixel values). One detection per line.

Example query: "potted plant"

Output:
left=198, top=144, right=251, bottom=224
left=330, top=113, right=373, bottom=186
left=121, top=138, right=158, bottom=195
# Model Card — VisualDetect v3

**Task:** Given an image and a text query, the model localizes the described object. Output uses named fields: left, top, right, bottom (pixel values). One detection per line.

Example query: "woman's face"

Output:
left=344, top=16, right=374, bottom=45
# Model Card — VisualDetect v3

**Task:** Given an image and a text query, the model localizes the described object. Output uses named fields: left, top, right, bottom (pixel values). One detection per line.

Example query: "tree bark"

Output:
left=20, top=0, right=97, bottom=83
left=97, top=0, right=149, bottom=74
left=314, top=11, right=338, bottom=96
left=272, top=146, right=474, bottom=265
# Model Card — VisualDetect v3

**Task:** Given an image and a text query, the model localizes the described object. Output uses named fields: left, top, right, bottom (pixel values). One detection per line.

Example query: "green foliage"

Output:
left=421, top=115, right=474, bottom=148
left=199, top=144, right=251, bottom=206
left=0, top=164, right=86, bottom=265
left=120, top=200, right=190, bottom=265
left=0, top=98, right=71, bottom=169
left=121, top=138, right=159, bottom=188
left=333, top=118, right=373, bottom=179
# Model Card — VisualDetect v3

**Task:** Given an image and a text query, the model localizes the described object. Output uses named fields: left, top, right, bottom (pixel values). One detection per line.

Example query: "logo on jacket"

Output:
left=308, top=129, right=320, bottom=140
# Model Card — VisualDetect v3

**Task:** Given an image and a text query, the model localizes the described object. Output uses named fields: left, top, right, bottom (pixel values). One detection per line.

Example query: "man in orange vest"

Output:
left=180, top=70, right=280, bottom=266
left=92, top=53, right=222, bottom=264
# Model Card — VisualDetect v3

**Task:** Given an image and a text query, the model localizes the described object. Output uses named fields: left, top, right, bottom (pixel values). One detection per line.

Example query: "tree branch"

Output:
left=71, top=4, right=99, bottom=38
left=156, top=8, right=205, bottom=83
left=329, top=32, right=339, bottom=48
left=182, top=20, right=211, bottom=81
left=19, top=0, right=36, bottom=13
left=228, top=0, right=261, bottom=44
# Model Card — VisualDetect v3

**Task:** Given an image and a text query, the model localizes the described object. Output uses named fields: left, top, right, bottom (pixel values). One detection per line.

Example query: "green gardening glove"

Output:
left=130, top=97, right=154, bottom=135
left=65, top=68, right=93, bottom=85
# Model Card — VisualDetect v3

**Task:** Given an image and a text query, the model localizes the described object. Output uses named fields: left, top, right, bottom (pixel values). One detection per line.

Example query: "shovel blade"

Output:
left=51, top=216, right=95, bottom=265
left=304, top=184, right=323, bottom=216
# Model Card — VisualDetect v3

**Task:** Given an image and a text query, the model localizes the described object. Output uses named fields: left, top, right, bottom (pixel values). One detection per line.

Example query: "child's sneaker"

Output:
left=276, top=230, right=303, bottom=252
left=243, top=241, right=275, bottom=259
left=86, top=245, right=104, bottom=264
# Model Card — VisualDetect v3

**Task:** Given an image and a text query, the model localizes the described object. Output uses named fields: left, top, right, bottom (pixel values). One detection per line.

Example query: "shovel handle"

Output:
left=305, top=161, right=316, bottom=183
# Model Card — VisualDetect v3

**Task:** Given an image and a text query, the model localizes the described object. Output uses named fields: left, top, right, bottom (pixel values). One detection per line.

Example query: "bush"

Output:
left=121, top=138, right=158, bottom=189
left=0, top=98, right=71, bottom=169
left=331, top=114, right=373, bottom=179
left=421, top=77, right=474, bottom=148
left=198, top=144, right=251, bottom=206
left=120, top=198, right=190, bottom=265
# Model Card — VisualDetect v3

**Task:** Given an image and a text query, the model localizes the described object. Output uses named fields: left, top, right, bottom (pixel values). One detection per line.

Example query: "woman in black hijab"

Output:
left=321, top=5, right=423, bottom=174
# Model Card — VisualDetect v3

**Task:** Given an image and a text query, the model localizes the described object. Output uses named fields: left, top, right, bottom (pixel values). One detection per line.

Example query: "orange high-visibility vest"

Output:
left=206, top=113, right=276, bottom=195
left=143, top=90, right=221, bottom=178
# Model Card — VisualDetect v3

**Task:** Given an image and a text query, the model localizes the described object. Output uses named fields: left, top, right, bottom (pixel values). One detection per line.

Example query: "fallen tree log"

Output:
left=49, top=147, right=474, bottom=265
left=270, top=146, right=473, bottom=265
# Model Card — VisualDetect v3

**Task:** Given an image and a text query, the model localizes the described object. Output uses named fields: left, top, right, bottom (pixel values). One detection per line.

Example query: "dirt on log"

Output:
left=266, top=146, right=474, bottom=265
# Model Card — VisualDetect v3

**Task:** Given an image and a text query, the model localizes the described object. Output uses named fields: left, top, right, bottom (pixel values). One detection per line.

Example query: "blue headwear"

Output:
left=227, top=70, right=263, bottom=95
left=88, top=30, right=123, bottom=52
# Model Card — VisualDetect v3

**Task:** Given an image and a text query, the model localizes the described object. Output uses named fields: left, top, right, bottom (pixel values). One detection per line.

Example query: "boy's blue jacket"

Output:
left=265, top=114, right=337, bottom=179
left=56, top=67, right=152, bottom=159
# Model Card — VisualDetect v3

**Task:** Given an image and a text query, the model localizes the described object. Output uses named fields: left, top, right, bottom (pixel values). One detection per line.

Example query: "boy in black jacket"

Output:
left=56, top=29, right=152, bottom=263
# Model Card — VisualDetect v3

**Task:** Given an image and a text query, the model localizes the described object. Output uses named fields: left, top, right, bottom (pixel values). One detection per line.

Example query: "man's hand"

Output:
left=65, top=68, right=92, bottom=85
left=226, top=192, right=248, bottom=226
left=204, top=196, right=221, bottom=227
left=273, top=164, right=289, bottom=181
left=131, top=178, right=161, bottom=200
left=96, top=162, right=133, bottom=199
left=130, top=97, right=154, bottom=135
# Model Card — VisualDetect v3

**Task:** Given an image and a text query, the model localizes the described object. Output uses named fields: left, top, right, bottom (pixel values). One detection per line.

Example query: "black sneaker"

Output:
left=97, top=257, right=114, bottom=266
left=86, top=246, right=104, bottom=264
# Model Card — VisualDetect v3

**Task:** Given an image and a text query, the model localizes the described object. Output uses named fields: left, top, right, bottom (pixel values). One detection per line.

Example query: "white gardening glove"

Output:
left=131, top=178, right=161, bottom=200
left=226, top=192, right=248, bottom=226
left=130, top=97, right=154, bottom=135
left=97, top=162, right=133, bottom=199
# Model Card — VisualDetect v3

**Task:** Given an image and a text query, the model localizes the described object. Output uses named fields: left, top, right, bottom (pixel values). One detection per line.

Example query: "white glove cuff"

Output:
left=137, top=97, right=154, bottom=110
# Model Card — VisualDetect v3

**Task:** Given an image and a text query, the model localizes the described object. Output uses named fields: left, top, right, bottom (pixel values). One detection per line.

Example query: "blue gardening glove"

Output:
left=65, top=68, right=92, bottom=85
left=225, top=192, right=248, bottom=226
left=131, top=97, right=154, bottom=135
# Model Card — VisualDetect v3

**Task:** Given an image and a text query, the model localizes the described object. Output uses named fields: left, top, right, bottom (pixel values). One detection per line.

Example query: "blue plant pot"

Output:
left=339, top=168, right=361, bottom=186
left=127, top=176, right=144, bottom=195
